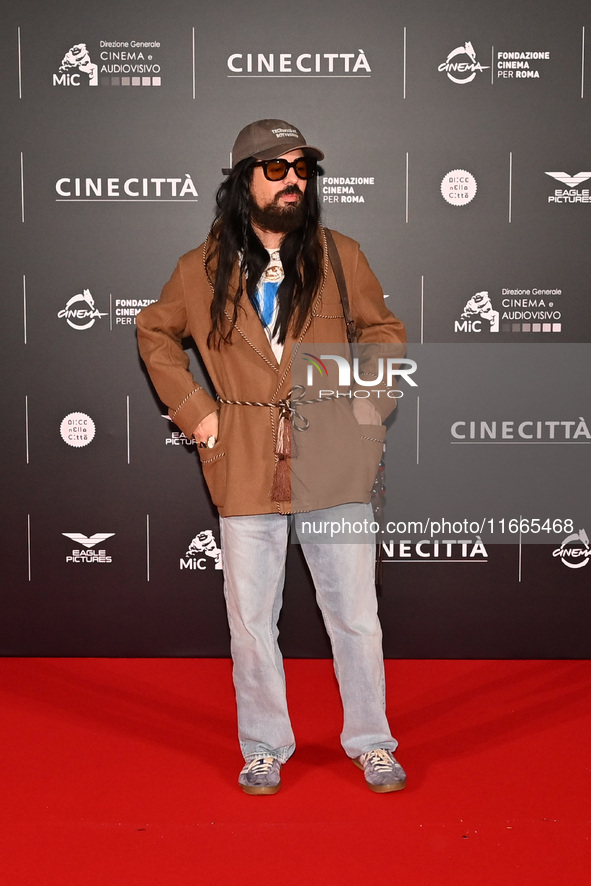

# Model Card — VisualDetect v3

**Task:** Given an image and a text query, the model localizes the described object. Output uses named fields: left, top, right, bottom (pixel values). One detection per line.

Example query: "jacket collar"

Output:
left=203, top=226, right=329, bottom=381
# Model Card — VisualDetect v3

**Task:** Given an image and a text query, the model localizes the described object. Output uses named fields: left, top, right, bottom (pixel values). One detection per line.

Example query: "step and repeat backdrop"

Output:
left=1, top=0, right=590, bottom=657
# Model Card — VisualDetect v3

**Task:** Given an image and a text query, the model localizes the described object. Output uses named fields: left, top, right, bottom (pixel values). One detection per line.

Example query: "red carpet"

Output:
left=0, top=658, right=589, bottom=885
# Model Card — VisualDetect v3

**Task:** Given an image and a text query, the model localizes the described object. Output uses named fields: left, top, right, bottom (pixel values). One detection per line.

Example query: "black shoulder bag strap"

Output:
left=323, top=227, right=385, bottom=591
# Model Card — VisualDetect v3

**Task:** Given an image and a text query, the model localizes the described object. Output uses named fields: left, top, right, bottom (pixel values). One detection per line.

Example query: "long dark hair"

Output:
left=205, top=158, right=323, bottom=348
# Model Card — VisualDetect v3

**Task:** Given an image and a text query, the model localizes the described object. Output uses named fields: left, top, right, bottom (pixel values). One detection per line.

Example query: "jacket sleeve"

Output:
left=136, top=261, right=218, bottom=438
left=341, top=240, right=407, bottom=422
left=350, top=246, right=406, bottom=346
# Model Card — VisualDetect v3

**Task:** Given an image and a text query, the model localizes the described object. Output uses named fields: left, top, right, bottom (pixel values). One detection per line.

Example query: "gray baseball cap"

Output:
left=222, top=119, right=324, bottom=174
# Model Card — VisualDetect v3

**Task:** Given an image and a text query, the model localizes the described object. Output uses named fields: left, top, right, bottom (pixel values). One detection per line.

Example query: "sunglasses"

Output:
left=254, top=157, right=317, bottom=181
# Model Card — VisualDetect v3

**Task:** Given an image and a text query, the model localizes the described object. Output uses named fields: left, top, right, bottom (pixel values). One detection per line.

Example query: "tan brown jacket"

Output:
left=136, top=227, right=406, bottom=516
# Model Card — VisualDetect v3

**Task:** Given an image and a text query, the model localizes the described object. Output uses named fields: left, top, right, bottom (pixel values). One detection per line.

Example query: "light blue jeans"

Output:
left=219, top=502, right=397, bottom=762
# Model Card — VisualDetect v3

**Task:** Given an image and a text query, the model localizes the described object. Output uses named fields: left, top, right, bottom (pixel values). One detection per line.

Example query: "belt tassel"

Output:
left=217, top=387, right=319, bottom=503
left=271, top=402, right=297, bottom=501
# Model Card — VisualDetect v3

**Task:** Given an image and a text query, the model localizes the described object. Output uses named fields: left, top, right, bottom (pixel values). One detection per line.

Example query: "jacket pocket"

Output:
left=197, top=443, right=227, bottom=509
left=357, top=424, right=386, bottom=496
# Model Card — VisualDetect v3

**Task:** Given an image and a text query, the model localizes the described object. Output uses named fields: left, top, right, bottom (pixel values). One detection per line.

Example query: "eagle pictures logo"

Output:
left=62, top=532, right=115, bottom=564
left=546, top=172, right=591, bottom=204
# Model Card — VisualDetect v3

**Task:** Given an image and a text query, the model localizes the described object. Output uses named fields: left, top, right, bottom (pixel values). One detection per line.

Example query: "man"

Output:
left=137, top=119, right=407, bottom=795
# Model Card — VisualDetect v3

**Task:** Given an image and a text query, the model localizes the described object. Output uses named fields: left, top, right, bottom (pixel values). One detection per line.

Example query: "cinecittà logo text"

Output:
left=451, top=418, right=590, bottom=442
left=55, top=175, right=198, bottom=201
left=381, top=538, right=488, bottom=561
left=227, top=49, right=371, bottom=76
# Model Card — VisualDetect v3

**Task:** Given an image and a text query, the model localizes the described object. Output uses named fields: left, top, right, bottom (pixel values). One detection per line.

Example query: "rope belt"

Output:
left=217, top=384, right=332, bottom=432
left=217, top=385, right=336, bottom=501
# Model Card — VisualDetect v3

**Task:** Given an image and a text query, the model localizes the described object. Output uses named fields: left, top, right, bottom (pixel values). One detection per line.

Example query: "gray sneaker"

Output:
left=354, top=749, right=407, bottom=793
left=238, top=756, right=282, bottom=795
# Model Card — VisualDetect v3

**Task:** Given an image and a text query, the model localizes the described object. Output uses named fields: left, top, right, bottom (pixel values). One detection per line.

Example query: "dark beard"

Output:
left=249, top=186, right=306, bottom=234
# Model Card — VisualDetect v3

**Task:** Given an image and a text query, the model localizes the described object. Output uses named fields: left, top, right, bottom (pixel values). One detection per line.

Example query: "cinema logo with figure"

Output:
left=552, top=529, right=590, bottom=569
left=455, top=292, right=499, bottom=333
left=180, top=531, right=223, bottom=571
left=438, top=42, right=489, bottom=84
left=53, top=39, right=164, bottom=87
left=57, top=289, right=107, bottom=330
left=53, top=44, right=99, bottom=86
left=438, top=43, right=551, bottom=85
left=455, top=287, right=565, bottom=334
